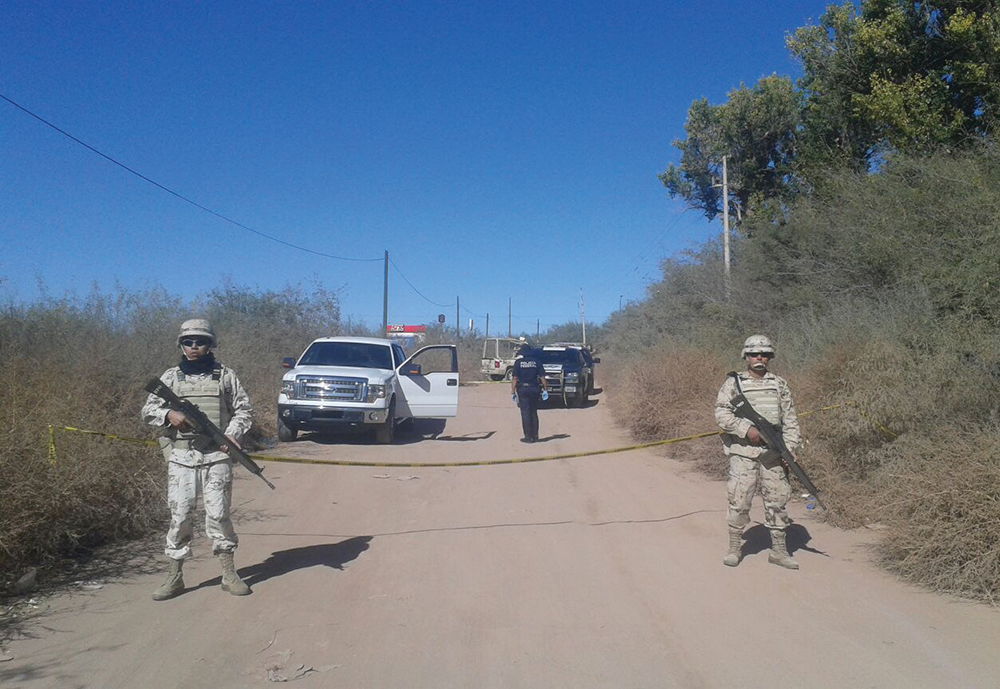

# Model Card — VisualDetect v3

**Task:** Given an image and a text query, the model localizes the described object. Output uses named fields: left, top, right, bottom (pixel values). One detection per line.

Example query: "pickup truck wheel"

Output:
left=277, top=416, right=297, bottom=442
left=489, top=374, right=503, bottom=381
left=503, top=368, right=513, bottom=382
left=375, top=400, right=396, bottom=444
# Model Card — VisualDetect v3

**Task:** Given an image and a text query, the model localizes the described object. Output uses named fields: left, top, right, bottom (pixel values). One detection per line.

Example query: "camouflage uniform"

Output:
left=714, top=371, right=801, bottom=531
left=142, top=364, right=253, bottom=559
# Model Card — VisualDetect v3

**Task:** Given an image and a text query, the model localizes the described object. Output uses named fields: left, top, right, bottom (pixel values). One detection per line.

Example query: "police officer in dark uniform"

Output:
left=511, top=345, right=548, bottom=443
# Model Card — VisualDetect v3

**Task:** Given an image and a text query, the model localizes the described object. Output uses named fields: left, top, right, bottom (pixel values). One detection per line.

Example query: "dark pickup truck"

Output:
left=536, top=345, right=600, bottom=407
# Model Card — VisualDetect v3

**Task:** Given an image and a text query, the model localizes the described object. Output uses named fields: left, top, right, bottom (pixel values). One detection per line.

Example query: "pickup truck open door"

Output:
left=396, top=345, right=459, bottom=418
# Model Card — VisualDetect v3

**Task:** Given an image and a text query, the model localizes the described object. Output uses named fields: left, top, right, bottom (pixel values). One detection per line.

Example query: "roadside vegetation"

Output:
left=606, top=0, right=1000, bottom=603
left=0, top=280, right=355, bottom=589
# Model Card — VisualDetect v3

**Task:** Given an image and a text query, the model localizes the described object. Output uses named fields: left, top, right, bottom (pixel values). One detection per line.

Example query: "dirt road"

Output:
left=4, top=384, right=999, bottom=688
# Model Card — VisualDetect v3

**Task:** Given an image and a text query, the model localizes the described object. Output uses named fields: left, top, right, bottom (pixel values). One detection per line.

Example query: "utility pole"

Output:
left=619, top=294, right=623, bottom=313
left=456, top=296, right=460, bottom=341
left=536, top=319, right=539, bottom=340
left=580, top=288, right=587, bottom=346
left=508, top=297, right=511, bottom=338
left=485, top=313, right=489, bottom=338
left=722, top=155, right=731, bottom=299
left=382, top=250, right=389, bottom=336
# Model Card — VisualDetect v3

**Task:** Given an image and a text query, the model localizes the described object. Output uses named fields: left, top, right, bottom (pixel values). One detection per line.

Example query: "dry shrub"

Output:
left=0, top=300, right=172, bottom=587
left=0, top=281, right=353, bottom=588
left=605, top=345, right=730, bottom=477
left=874, top=425, right=1000, bottom=603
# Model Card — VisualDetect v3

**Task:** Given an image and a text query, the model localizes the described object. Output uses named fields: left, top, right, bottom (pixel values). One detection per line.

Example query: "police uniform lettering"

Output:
left=513, top=358, right=543, bottom=387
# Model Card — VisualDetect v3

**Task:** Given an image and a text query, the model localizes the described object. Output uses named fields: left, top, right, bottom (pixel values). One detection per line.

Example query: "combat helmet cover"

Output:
left=177, top=318, right=217, bottom=346
left=741, top=334, right=774, bottom=358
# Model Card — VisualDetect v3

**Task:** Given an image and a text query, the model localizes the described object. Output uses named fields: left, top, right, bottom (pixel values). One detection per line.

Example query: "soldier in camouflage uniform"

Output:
left=714, top=335, right=802, bottom=570
left=142, top=319, right=255, bottom=599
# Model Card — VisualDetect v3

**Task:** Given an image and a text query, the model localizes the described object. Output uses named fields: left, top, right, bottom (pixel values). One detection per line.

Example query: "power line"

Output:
left=0, top=93, right=381, bottom=263
left=591, top=207, right=692, bottom=296
left=388, top=256, right=452, bottom=308
left=459, top=303, right=485, bottom=319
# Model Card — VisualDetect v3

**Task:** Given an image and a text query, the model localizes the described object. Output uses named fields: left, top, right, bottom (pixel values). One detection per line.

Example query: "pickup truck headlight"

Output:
left=563, top=372, right=580, bottom=382
left=366, top=384, right=387, bottom=403
left=281, top=381, right=296, bottom=399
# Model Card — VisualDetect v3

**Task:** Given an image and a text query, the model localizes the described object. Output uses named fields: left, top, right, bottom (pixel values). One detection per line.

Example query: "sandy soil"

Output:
left=3, top=383, right=999, bottom=688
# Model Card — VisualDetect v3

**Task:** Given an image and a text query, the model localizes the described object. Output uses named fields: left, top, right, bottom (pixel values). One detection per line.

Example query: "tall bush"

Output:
left=0, top=280, right=347, bottom=585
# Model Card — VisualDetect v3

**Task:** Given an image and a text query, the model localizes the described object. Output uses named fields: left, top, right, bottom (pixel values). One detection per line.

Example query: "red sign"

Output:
left=387, top=325, right=427, bottom=333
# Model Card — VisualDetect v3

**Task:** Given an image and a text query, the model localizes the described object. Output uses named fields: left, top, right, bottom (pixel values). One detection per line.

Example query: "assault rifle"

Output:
left=144, top=378, right=276, bottom=490
left=727, top=372, right=823, bottom=510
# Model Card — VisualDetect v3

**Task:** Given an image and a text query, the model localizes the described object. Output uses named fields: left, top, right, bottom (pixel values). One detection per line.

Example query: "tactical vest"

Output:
left=170, top=364, right=231, bottom=448
left=740, top=376, right=782, bottom=425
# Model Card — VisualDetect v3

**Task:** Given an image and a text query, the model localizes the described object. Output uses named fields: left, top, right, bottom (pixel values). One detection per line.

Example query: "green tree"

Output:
left=788, top=0, right=1000, bottom=168
left=659, top=75, right=800, bottom=228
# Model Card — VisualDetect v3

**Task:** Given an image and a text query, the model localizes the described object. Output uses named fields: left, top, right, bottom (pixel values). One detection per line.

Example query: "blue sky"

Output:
left=1, top=1, right=831, bottom=334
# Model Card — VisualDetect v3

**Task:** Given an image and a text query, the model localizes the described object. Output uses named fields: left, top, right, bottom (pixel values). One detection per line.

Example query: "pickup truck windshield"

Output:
left=536, top=349, right=578, bottom=365
left=299, top=342, right=394, bottom=370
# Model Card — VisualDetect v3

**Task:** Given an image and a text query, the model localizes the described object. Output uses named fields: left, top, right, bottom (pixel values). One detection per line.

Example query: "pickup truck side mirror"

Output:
left=592, top=357, right=601, bottom=364
left=401, top=363, right=422, bottom=376
left=282, top=357, right=296, bottom=369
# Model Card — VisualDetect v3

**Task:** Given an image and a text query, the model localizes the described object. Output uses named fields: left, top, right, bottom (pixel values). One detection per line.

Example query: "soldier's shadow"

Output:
left=193, top=536, right=373, bottom=591
left=743, top=523, right=828, bottom=557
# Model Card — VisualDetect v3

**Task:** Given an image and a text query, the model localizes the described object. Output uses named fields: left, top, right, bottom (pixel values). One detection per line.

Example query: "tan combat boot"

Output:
left=723, top=528, right=743, bottom=567
left=152, top=558, right=185, bottom=601
left=768, top=529, right=799, bottom=570
left=218, top=551, right=251, bottom=596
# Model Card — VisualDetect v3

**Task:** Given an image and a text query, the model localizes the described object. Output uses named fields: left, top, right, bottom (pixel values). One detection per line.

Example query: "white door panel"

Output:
left=397, top=345, right=459, bottom=418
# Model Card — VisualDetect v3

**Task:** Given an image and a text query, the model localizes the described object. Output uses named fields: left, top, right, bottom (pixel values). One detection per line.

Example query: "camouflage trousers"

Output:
left=726, top=455, right=791, bottom=530
left=164, top=458, right=238, bottom=560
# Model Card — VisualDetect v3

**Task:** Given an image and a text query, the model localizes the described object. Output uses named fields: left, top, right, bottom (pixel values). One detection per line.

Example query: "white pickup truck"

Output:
left=277, top=337, right=459, bottom=444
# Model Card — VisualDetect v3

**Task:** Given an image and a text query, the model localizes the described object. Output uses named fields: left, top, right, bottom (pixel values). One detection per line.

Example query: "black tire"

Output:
left=565, top=382, right=587, bottom=408
left=277, top=416, right=297, bottom=442
left=489, top=374, right=503, bottom=381
left=375, top=400, right=396, bottom=445
left=579, top=385, right=589, bottom=406
left=503, top=368, right=514, bottom=381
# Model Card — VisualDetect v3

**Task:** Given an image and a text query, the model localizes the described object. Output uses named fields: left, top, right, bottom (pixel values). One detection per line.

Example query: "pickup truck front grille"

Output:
left=295, top=376, right=366, bottom=403
left=542, top=365, right=564, bottom=392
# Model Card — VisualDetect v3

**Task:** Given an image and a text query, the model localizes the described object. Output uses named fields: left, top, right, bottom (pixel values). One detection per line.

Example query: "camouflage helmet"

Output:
left=741, top=334, right=774, bottom=358
left=177, top=319, right=217, bottom=347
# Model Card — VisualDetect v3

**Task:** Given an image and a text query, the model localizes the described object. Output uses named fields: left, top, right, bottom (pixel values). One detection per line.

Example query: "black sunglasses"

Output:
left=180, top=338, right=211, bottom=348
left=746, top=351, right=772, bottom=359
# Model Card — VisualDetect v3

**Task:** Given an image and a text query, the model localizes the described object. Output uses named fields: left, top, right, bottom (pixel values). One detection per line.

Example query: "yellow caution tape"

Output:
left=849, top=404, right=899, bottom=440
left=47, top=424, right=56, bottom=465
left=56, top=425, right=160, bottom=447
left=47, top=401, right=860, bottom=469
